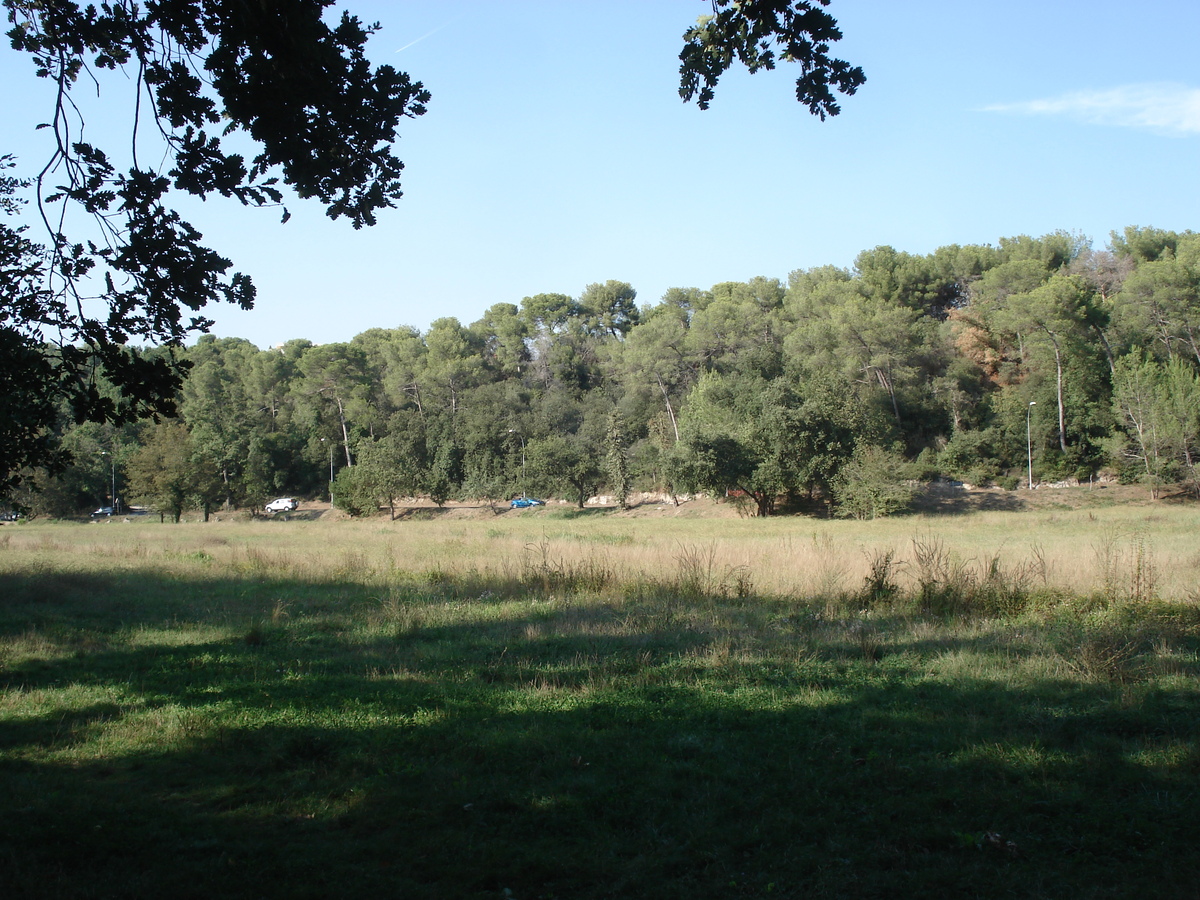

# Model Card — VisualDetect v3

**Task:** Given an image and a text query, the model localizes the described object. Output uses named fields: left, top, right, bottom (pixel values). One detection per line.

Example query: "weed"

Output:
left=1028, top=542, right=1049, bottom=587
left=976, top=553, right=1035, bottom=615
left=847, top=614, right=882, bottom=662
left=1093, top=527, right=1158, bottom=602
left=859, top=548, right=899, bottom=607
left=522, top=536, right=613, bottom=595
left=725, top=565, right=754, bottom=600
left=805, top=532, right=846, bottom=599
left=1129, top=531, right=1158, bottom=602
left=911, top=532, right=959, bottom=612
left=674, top=542, right=717, bottom=598
left=1068, top=626, right=1143, bottom=683
left=909, top=533, right=1039, bottom=616
left=425, top=567, right=451, bottom=587
left=666, top=542, right=753, bottom=601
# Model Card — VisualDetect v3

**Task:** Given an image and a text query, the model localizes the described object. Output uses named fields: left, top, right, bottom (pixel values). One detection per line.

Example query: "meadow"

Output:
left=3, top=499, right=1200, bottom=898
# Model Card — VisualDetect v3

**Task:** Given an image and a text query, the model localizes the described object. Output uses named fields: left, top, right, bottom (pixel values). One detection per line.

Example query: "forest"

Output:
left=17, top=225, right=1200, bottom=520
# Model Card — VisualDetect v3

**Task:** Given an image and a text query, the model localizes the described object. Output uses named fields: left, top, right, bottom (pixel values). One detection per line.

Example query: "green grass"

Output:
left=3, top=514, right=1200, bottom=898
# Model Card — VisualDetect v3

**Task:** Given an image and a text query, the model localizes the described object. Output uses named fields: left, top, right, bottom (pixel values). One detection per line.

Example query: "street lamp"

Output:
left=1026, top=401, right=1037, bottom=490
left=507, top=429, right=526, bottom=498
left=320, top=437, right=333, bottom=505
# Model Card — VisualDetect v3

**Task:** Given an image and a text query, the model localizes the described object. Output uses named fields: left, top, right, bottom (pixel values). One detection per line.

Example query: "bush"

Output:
left=832, top=444, right=915, bottom=520
left=331, top=467, right=379, bottom=517
left=938, top=429, right=1001, bottom=484
left=909, top=447, right=941, bottom=482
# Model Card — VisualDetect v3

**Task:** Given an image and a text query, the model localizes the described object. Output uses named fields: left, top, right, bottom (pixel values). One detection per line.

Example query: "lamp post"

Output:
left=507, top=429, right=526, bottom=498
left=1026, top=401, right=1037, bottom=490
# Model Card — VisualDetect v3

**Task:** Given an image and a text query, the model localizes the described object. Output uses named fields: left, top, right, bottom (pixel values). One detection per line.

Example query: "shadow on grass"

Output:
left=3, top=570, right=1200, bottom=899
left=263, top=509, right=326, bottom=522
left=537, top=507, right=616, bottom=520
left=908, top=487, right=1028, bottom=516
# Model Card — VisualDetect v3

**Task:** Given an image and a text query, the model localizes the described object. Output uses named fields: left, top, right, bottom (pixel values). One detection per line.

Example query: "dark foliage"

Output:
left=1, top=0, right=429, bottom=491
left=678, top=0, right=865, bottom=115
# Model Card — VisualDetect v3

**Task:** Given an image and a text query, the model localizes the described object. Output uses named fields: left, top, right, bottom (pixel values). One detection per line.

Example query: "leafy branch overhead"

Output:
left=8, top=0, right=429, bottom=230
left=679, top=0, right=865, bottom=116
left=1, top=0, right=428, bottom=489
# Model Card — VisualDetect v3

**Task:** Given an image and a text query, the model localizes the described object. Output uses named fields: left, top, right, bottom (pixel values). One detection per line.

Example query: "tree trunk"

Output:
left=656, top=375, right=680, bottom=442
left=1054, top=344, right=1067, bottom=453
left=1042, top=326, right=1069, bottom=454
left=336, top=396, right=353, bottom=466
left=874, top=366, right=902, bottom=425
left=1090, top=323, right=1116, bottom=378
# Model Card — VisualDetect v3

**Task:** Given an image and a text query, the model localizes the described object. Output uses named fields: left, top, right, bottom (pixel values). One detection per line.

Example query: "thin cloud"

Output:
left=984, top=83, right=1200, bottom=135
left=395, top=16, right=461, bottom=54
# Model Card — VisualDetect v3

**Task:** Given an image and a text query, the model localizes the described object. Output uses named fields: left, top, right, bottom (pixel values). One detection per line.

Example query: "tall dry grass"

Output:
left=4, top=503, right=1200, bottom=602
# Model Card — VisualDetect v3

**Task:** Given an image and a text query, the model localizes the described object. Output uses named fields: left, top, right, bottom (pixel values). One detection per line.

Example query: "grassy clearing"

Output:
left=3, top=508, right=1200, bottom=898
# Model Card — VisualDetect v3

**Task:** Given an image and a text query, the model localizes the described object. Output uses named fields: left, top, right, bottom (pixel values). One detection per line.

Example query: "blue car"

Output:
left=510, top=497, right=544, bottom=509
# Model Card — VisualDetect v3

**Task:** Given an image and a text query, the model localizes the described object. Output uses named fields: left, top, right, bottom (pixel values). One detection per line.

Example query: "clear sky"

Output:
left=5, top=1, right=1199, bottom=349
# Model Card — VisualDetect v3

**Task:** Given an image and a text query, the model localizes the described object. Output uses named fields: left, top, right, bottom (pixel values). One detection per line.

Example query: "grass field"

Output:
left=3, top=499, right=1200, bottom=898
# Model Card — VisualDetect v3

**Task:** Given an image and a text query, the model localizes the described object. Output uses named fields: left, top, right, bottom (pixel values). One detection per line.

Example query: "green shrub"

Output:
left=832, top=444, right=915, bottom=520
left=331, top=466, right=378, bottom=517
left=938, top=429, right=1001, bottom=483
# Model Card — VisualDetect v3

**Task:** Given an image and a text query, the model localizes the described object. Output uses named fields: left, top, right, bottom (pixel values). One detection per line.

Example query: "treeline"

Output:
left=22, top=226, right=1200, bottom=519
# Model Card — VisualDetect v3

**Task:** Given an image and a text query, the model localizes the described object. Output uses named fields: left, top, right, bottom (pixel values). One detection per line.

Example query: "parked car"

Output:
left=510, top=497, right=544, bottom=509
left=265, top=498, right=298, bottom=513
left=90, top=506, right=114, bottom=518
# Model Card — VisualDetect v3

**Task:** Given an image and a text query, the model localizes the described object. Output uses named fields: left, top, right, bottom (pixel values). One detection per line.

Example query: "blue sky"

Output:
left=5, top=1, right=1199, bottom=349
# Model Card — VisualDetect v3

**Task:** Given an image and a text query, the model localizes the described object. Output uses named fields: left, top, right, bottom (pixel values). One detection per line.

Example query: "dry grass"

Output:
left=6, top=501, right=1200, bottom=602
